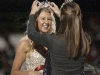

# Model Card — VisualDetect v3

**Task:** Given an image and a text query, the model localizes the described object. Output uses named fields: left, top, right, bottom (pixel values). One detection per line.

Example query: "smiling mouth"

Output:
left=43, top=25, right=49, bottom=28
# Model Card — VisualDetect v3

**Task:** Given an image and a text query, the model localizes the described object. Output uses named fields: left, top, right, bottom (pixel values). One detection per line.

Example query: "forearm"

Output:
left=11, top=70, right=41, bottom=75
left=11, top=70, right=30, bottom=75
left=28, top=14, right=38, bottom=42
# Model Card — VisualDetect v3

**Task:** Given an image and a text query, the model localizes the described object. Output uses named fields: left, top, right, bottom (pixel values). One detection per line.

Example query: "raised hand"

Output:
left=30, top=0, right=42, bottom=15
left=49, top=2, right=60, bottom=17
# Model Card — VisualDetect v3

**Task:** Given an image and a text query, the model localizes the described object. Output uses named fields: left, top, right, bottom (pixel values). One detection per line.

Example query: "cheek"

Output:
left=49, top=21, right=52, bottom=27
left=37, top=20, right=42, bottom=28
left=38, top=24, right=42, bottom=31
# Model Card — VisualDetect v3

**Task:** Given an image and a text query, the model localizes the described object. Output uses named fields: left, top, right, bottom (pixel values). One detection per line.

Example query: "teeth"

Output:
left=43, top=25, right=48, bottom=28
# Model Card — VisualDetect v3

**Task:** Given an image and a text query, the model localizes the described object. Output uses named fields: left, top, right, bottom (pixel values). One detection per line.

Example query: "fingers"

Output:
left=50, top=2, right=57, bottom=7
left=38, top=2, right=43, bottom=7
left=49, top=2, right=55, bottom=10
left=49, top=2, right=54, bottom=7
left=32, top=0, right=40, bottom=6
left=33, top=0, right=37, bottom=5
left=49, top=2, right=57, bottom=10
left=30, top=0, right=41, bottom=14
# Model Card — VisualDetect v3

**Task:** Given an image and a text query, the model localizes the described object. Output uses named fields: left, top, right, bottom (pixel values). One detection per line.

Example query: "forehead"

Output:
left=38, top=11, right=51, bottom=17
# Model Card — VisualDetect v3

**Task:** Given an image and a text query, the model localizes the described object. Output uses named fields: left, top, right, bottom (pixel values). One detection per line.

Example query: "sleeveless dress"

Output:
left=25, top=49, right=45, bottom=71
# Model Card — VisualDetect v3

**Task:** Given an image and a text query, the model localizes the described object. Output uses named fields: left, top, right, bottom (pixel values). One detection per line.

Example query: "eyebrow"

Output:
left=39, top=16, right=52, bottom=19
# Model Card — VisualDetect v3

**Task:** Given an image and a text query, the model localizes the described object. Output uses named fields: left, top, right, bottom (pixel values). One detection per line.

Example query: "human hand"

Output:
left=49, top=2, right=60, bottom=17
left=30, top=0, right=42, bottom=15
left=39, top=70, right=43, bottom=75
left=29, top=70, right=42, bottom=75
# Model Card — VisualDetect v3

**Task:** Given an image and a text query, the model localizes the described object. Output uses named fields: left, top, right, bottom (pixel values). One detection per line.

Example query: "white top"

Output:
left=25, top=49, right=45, bottom=70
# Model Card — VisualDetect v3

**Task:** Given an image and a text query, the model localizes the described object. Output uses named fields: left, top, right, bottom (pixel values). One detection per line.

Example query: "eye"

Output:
left=41, top=17, right=45, bottom=20
left=48, top=18, right=52, bottom=21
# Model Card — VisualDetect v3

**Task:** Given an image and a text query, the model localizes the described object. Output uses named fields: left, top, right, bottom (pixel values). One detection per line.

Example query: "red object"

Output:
left=35, top=65, right=44, bottom=71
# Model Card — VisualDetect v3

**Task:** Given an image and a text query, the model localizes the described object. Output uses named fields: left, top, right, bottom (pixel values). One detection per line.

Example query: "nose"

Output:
left=44, top=19, right=49, bottom=24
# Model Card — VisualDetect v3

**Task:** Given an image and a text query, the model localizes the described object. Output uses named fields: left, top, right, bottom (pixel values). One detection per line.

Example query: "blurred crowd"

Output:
left=0, top=33, right=15, bottom=75
left=83, top=15, right=100, bottom=68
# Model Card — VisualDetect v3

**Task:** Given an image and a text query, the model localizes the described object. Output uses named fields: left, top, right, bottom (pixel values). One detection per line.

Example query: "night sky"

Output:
left=0, top=0, right=100, bottom=12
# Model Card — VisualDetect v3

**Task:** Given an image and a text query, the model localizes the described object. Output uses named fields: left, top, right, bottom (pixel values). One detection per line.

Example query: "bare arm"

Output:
left=10, top=39, right=41, bottom=75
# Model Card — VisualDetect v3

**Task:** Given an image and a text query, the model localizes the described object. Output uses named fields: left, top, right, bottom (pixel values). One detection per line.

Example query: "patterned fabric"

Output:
left=25, top=49, right=45, bottom=70
left=43, top=50, right=51, bottom=75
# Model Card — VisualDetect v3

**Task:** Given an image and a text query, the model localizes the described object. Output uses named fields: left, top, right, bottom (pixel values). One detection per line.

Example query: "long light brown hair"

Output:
left=57, top=2, right=91, bottom=58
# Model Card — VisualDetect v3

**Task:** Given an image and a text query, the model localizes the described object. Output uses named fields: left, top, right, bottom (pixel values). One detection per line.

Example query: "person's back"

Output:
left=48, top=34, right=86, bottom=75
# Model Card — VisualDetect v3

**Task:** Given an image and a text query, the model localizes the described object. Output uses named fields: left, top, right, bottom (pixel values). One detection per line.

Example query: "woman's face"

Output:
left=37, top=11, right=52, bottom=33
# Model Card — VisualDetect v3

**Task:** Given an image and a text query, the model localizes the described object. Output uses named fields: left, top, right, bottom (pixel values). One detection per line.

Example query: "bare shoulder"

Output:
left=16, top=37, right=31, bottom=53
left=19, top=38, right=30, bottom=47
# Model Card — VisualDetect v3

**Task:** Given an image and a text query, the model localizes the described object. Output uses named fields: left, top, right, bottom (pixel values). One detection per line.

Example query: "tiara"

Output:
left=41, top=0, right=50, bottom=8
left=65, top=0, right=73, bottom=2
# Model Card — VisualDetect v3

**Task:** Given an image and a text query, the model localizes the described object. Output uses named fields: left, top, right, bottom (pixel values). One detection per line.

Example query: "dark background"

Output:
left=0, top=0, right=100, bottom=33
left=0, top=0, right=100, bottom=12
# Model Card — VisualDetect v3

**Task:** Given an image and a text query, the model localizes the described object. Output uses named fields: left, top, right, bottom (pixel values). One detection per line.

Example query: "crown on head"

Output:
left=41, top=0, right=50, bottom=8
left=65, top=0, right=73, bottom=2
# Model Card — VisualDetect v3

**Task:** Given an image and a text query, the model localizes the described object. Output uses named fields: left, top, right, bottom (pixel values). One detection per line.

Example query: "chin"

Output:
left=42, top=30, right=49, bottom=33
